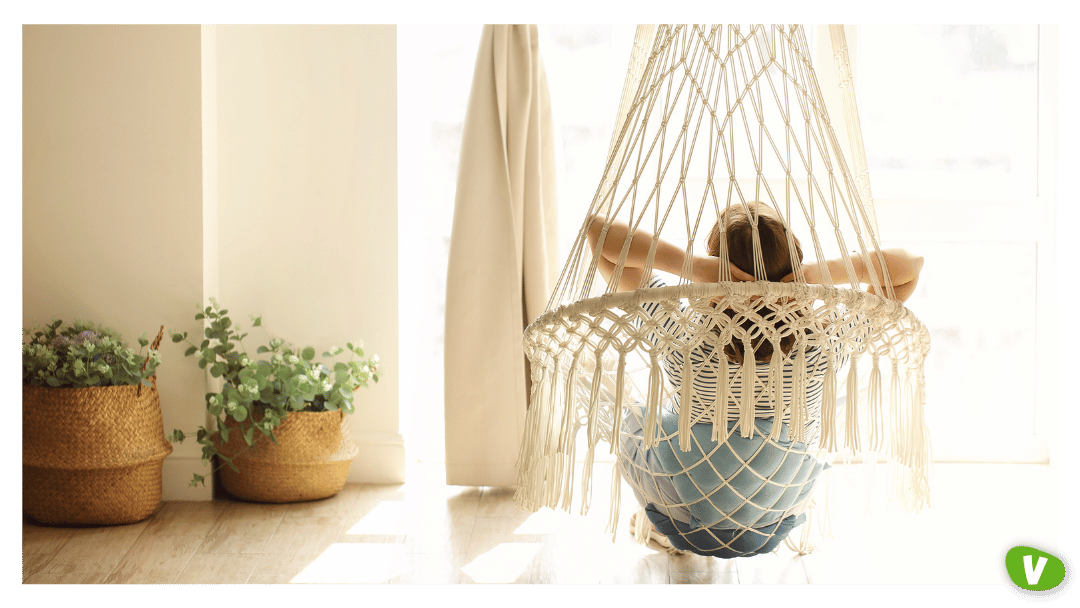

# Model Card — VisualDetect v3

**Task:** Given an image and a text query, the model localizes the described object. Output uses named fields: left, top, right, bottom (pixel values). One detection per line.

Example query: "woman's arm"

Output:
left=794, top=248, right=924, bottom=303
left=586, top=214, right=754, bottom=292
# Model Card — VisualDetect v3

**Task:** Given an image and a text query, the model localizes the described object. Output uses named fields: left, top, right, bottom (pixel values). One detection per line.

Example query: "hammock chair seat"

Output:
left=515, top=24, right=932, bottom=559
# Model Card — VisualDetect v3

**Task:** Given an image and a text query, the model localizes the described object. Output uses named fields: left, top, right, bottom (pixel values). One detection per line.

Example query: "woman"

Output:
left=586, top=201, right=923, bottom=557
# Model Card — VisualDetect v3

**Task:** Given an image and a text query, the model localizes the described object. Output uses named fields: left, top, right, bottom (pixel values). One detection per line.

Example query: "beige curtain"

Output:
left=444, top=24, right=559, bottom=486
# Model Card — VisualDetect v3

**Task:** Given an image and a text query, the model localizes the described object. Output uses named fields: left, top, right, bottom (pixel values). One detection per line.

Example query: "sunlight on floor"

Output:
left=513, top=508, right=562, bottom=535
left=460, top=543, right=543, bottom=583
left=345, top=500, right=408, bottom=535
left=291, top=543, right=407, bottom=584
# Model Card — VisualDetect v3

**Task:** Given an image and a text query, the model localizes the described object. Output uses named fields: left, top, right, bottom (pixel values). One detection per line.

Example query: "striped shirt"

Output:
left=637, top=274, right=854, bottom=447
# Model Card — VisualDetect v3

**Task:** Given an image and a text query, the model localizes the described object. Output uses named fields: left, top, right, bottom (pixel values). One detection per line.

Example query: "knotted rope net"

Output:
left=515, top=24, right=931, bottom=557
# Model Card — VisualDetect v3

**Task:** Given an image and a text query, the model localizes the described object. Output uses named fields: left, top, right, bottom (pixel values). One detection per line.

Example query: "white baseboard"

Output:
left=347, top=431, right=406, bottom=484
left=162, top=442, right=213, bottom=501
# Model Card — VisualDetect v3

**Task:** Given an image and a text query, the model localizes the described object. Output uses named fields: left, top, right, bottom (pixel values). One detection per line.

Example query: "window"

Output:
left=845, top=25, right=1053, bottom=462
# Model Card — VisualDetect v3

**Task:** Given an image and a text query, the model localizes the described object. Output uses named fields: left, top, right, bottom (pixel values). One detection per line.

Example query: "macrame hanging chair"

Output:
left=515, top=24, right=932, bottom=558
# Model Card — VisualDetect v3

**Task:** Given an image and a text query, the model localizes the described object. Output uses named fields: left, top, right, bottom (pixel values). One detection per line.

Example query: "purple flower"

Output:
left=75, top=330, right=100, bottom=344
left=50, top=336, right=72, bottom=349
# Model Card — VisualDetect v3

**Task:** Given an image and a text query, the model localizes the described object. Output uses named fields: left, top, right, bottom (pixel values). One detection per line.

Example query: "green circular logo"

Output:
left=1006, top=548, right=1075, bottom=600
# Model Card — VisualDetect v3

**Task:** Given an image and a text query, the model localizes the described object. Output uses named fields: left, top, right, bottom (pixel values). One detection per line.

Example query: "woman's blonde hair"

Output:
left=706, top=204, right=804, bottom=364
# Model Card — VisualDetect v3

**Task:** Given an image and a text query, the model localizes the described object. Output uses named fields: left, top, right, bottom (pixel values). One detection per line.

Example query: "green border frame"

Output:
left=6, top=1, right=1071, bottom=608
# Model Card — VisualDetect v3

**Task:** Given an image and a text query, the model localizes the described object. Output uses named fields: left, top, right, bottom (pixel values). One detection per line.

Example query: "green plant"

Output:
left=23, top=320, right=161, bottom=388
left=167, top=299, right=380, bottom=487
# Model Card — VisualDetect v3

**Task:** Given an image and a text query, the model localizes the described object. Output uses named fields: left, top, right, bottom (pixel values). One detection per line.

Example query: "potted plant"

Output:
left=168, top=299, right=380, bottom=503
left=22, top=320, right=170, bottom=525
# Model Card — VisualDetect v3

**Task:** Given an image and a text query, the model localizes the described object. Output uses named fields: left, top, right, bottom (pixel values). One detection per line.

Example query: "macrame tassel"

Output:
left=891, top=372, right=932, bottom=513
left=540, top=363, right=563, bottom=509
left=739, top=340, right=755, bottom=438
left=888, top=361, right=903, bottom=462
left=845, top=356, right=860, bottom=452
left=644, top=352, right=662, bottom=447
left=516, top=365, right=550, bottom=510
left=559, top=429, right=577, bottom=511
left=712, top=350, right=729, bottom=442
left=886, top=362, right=934, bottom=512
left=679, top=348, right=693, bottom=451
left=580, top=443, right=596, bottom=515
left=867, top=355, right=883, bottom=452
left=906, top=370, right=932, bottom=510
left=633, top=506, right=650, bottom=544
left=609, top=351, right=627, bottom=455
left=542, top=453, right=559, bottom=509
left=607, top=465, right=622, bottom=542
left=548, top=358, right=565, bottom=453
left=790, top=346, right=807, bottom=444
left=580, top=352, right=603, bottom=516
left=820, top=354, right=837, bottom=452
left=586, top=352, right=603, bottom=447
left=768, top=346, right=785, bottom=440
left=557, top=354, right=580, bottom=453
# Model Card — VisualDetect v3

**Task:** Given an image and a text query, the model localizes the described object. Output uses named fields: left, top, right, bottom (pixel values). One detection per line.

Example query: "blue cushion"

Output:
left=645, top=503, right=805, bottom=558
left=619, top=405, right=828, bottom=557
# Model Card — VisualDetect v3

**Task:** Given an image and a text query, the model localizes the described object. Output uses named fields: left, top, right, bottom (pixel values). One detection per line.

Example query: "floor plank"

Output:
left=734, top=549, right=808, bottom=584
left=251, top=516, right=346, bottom=577
left=26, top=519, right=150, bottom=583
left=104, top=502, right=228, bottom=584
left=22, top=521, right=75, bottom=582
left=197, top=500, right=288, bottom=554
left=176, top=553, right=262, bottom=584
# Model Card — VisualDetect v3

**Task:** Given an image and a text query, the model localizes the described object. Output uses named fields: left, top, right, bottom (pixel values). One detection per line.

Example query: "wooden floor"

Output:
left=21, top=461, right=1058, bottom=587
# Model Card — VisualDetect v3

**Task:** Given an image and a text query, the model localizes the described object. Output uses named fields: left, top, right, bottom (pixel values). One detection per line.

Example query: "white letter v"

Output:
left=1024, top=554, right=1048, bottom=585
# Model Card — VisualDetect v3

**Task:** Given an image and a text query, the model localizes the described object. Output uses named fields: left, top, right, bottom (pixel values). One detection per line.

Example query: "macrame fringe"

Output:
left=633, top=506, right=650, bottom=544
left=867, top=355, right=883, bottom=452
left=820, top=353, right=837, bottom=451
left=644, top=352, right=661, bottom=447
left=679, top=347, right=693, bottom=450
left=580, top=444, right=595, bottom=516
left=845, top=356, right=860, bottom=451
left=739, top=340, right=754, bottom=438
left=790, top=345, right=807, bottom=444
left=768, top=347, right=784, bottom=441
left=712, top=353, right=727, bottom=442
left=607, top=465, right=622, bottom=542
left=609, top=351, right=627, bottom=455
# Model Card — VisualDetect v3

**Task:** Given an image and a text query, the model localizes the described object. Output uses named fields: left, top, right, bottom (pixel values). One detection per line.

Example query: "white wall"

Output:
left=23, top=24, right=404, bottom=498
left=213, top=25, right=403, bottom=484
left=23, top=25, right=212, bottom=499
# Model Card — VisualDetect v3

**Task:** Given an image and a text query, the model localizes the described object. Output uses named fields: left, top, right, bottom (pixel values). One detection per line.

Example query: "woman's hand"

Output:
left=588, top=213, right=758, bottom=291
left=779, top=248, right=924, bottom=303
left=690, top=256, right=757, bottom=283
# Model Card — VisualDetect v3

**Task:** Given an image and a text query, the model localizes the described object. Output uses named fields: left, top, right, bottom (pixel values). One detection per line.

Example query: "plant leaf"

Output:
left=301, top=347, right=315, bottom=361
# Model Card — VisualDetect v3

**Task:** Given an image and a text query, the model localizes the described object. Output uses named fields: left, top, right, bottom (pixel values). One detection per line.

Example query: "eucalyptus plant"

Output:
left=168, top=299, right=380, bottom=487
left=23, top=320, right=161, bottom=389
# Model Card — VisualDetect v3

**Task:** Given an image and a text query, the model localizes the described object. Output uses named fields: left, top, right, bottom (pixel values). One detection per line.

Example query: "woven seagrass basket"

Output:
left=215, top=410, right=358, bottom=503
left=22, top=378, right=173, bottom=525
